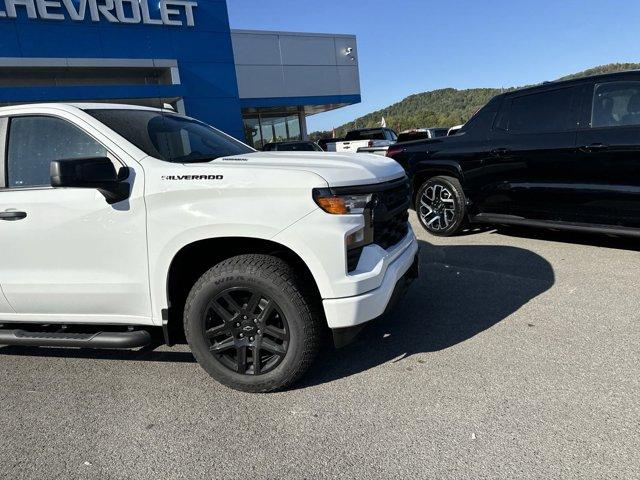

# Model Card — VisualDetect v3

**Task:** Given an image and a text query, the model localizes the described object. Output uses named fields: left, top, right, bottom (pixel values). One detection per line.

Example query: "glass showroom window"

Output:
left=286, top=114, right=301, bottom=139
left=243, top=115, right=262, bottom=149
left=242, top=110, right=303, bottom=149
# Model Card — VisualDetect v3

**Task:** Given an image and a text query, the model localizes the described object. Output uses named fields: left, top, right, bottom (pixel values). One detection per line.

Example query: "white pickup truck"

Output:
left=333, top=127, right=398, bottom=154
left=0, top=103, right=419, bottom=392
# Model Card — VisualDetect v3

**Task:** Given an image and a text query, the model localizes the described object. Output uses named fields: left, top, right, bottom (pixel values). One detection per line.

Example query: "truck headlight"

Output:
left=312, top=188, right=375, bottom=272
left=312, top=189, right=373, bottom=215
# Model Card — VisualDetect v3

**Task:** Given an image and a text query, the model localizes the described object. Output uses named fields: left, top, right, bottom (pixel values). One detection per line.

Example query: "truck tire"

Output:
left=184, top=254, right=322, bottom=393
left=416, top=175, right=467, bottom=236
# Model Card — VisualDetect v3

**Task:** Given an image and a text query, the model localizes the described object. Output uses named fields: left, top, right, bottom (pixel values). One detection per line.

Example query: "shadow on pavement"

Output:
left=300, top=239, right=555, bottom=388
left=456, top=224, right=496, bottom=236
left=494, top=225, right=640, bottom=252
left=0, top=239, right=555, bottom=389
left=0, top=342, right=196, bottom=363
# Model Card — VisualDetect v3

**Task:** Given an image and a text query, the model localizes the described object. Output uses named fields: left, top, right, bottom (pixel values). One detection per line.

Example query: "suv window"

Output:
left=591, top=81, right=640, bottom=128
left=499, top=87, right=579, bottom=134
left=7, top=116, right=108, bottom=188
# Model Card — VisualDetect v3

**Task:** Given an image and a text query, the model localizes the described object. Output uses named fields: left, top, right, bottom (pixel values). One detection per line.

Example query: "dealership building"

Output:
left=0, top=0, right=361, bottom=148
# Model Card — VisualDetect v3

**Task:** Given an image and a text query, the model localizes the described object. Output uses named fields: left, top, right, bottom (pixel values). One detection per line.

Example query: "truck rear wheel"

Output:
left=416, top=175, right=467, bottom=236
left=184, top=254, right=322, bottom=393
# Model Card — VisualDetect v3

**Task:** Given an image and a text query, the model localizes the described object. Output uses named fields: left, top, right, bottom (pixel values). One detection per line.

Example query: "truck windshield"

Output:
left=86, top=109, right=254, bottom=163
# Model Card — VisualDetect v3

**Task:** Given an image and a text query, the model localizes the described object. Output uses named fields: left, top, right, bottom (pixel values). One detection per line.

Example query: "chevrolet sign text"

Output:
left=0, top=0, right=198, bottom=27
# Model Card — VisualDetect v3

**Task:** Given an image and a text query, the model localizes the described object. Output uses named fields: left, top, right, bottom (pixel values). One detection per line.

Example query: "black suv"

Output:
left=388, top=70, right=640, bottom=237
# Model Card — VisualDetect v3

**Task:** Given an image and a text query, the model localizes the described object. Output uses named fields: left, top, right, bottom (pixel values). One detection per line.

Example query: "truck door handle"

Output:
left=491, top=148, right=510, bottom=156
left=0, top=210, right=27, bottom=221
left=579, top=143, right=608, bottom=153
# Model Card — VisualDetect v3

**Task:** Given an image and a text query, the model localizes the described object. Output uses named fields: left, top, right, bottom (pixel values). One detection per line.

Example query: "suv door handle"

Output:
left=0, top=210, right=27, bottom=221
left=579, top=143, right=609, bottom=153
left=491, top=148, right=510, bottom=156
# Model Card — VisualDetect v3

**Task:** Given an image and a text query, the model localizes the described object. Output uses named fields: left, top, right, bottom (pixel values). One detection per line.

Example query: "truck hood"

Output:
left=217, top=151, right=405, bottom=187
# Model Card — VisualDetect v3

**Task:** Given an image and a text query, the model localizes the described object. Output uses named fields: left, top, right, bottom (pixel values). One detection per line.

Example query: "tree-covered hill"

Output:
left=310, top=63, right=640, bottom=140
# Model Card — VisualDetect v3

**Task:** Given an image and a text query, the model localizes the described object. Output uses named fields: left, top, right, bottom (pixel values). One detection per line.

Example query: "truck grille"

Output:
left=374, top=210, right=409, bottom=249
left=341, top=176, right=410, bottom=273
left=347, top=246, right=364, bottom=272
left=372, top=178, right=410, bottom=250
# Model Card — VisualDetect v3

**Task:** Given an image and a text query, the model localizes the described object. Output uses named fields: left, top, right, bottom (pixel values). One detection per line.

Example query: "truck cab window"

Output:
left=7, top=116, right=108, bottom=188
left=592, top=81, right=640, bottom=128
left=501, top=87, right=579, bottom=134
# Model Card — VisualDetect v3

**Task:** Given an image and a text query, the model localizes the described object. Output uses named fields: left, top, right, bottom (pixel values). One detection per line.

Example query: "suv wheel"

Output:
left=416, top=176, right=466, bottom=236
left=184, top=254, right=322, bottom=393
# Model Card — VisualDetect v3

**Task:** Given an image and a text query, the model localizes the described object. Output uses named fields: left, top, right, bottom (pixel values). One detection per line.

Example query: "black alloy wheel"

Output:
left=204, top=287, right=289, bottom=375
left=184, top=254, right=322, bottom=393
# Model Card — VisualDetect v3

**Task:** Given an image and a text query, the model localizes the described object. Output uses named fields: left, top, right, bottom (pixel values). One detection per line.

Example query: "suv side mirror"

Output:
left=50, top=157, right=130, bottom=204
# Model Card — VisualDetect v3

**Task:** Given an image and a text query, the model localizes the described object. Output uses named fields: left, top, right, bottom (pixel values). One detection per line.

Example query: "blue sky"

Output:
left=227, top=0, right=640, bottom=133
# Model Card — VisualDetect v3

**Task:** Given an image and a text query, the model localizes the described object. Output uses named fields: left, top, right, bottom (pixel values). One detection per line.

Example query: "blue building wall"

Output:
left=0, top=0, right=244, bottom=139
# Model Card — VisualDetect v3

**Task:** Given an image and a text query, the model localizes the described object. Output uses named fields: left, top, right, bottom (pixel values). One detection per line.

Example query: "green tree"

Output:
left=311, top=63, right=640, bottom=139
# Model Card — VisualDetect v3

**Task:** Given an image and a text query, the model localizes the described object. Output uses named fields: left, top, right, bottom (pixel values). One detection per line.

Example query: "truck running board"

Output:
left=0, top=329, right=151, bottom=349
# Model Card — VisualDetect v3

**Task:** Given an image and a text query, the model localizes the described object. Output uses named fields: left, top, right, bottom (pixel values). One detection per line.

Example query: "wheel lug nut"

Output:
left=243, top=316, right=248, bottom=320
left=257, top=330, right=261, bottom=335
left=239, top=333, right=244, bottom=338
left=235, top=322, right=240, bottom=327
left=249, top=337, right=254, bottom=342
left=253, top=319, right=258, bottom=324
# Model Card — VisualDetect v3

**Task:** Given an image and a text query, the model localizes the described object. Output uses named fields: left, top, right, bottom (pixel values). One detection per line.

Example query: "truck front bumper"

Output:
left=323, top=235, right=420, bottom=330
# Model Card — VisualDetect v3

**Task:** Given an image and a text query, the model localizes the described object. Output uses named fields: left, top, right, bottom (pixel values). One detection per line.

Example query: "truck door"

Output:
left=484, top=85, right=583, bottom=221
left=0, top=119, right=14, bottom=315
left=574, top=80, right=640, bottom=228
left=0, top=113, right=151, bottom=323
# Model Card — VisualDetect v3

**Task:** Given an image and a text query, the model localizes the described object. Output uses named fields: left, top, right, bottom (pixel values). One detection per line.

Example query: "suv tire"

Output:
left=184, top=254, right=322, bottom=393
left=416, top=176, right=467, bottom=236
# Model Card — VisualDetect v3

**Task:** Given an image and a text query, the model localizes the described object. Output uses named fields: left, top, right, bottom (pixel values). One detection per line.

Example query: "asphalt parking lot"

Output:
left=1, top=213, right=638, bottom=480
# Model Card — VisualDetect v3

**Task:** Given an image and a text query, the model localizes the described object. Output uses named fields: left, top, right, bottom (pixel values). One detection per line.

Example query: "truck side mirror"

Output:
left=50, top=157, right=130, bottom=204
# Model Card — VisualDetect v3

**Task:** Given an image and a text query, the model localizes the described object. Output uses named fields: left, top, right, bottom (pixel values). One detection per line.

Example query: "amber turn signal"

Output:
left=315, top=196, right=349, bottom=215
left=313, top=188, right=373, bottom=215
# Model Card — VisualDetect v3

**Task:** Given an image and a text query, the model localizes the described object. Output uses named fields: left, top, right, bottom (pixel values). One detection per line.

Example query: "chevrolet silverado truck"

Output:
left=334, top=127, right=398, bottom=154
left=0, top=103, right=419, bottom=392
